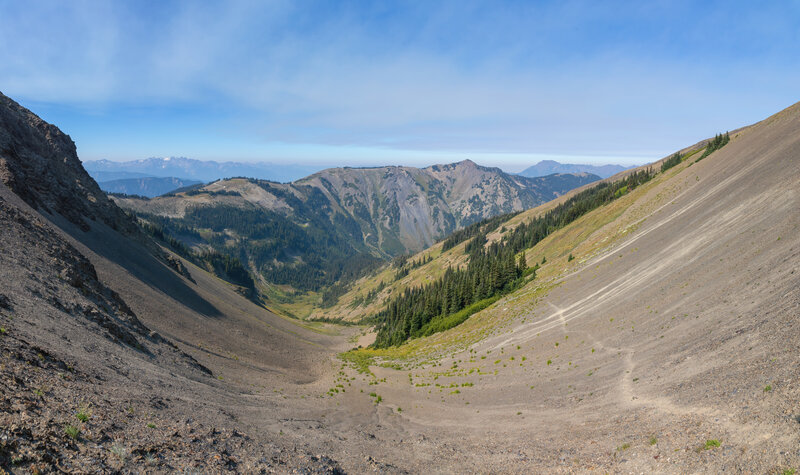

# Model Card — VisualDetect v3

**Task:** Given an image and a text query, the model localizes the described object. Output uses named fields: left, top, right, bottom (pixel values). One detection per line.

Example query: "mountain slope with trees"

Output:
left=113, top=162, right=598, bottom=296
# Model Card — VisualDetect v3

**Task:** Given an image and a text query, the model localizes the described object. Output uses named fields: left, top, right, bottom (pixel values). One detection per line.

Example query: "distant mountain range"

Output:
left=518, top=160, right=634, bottom=179
left=98, top=177, right=202, bottom=198
left=83, top=157, right=323, bottom=184
left=114, top=160, right=599, bottom=291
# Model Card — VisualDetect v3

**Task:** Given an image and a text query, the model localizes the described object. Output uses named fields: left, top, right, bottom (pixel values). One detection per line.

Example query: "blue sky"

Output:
left=1, top=1, right=798, bottom=171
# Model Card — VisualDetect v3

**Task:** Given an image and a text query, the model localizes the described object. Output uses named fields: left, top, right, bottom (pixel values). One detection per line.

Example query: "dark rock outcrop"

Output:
left=0, top=92, right=137, bottom=234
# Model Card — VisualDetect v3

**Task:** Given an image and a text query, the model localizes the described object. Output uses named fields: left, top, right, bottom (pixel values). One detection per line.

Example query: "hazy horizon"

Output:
left=79, top=153, right=643, bottom=174
left=3, top=2, right=797, bottom=171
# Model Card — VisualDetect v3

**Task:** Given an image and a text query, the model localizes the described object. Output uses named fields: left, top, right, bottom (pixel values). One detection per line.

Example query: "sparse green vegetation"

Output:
left=110, top=443, right=128, bottom=463
left=64, top=424, right=80, bottom=439
left=704, top=439, right=721, bottom=450
left=75, top=405, right=90, bottom=423
left=764, top=384, right=772, bottom=392
left=617, top=442, right=631, bottom=451
left=649, top=436, right=657, bottom=445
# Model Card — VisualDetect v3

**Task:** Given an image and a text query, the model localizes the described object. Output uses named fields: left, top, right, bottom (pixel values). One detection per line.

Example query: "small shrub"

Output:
left=64, top=424, right=80, bottom=439
left=704, top=439, right=720, bottom=450
left=568, top=254, right=574, bottom=262
left=764, top=384, right=772, bottom=392
left=617, top=443, right=630, bottom=451
left=147, top=423, right=156, bottom=429
left=110, top=443, right=127, bottom=462
left=75, top=404, right=91, bottom=423
left=546, top=360, right=552, bottom=365
left=649, top=436, right=657, bottom=446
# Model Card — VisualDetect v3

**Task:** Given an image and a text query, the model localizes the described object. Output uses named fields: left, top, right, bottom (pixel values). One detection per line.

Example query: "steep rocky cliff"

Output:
left=0, top=92, right=137, bottom=234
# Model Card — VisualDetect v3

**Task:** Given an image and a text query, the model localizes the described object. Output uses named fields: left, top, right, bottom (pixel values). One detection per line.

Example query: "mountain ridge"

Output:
left=112, top=159, right=598, bottom=296
left=119, top=160, right=599, bottom=254
left=99, top=176, right=202, bottom=198
left=84, top=156, right=323, bottom=183
left=518, top=159, right=634, bottom=178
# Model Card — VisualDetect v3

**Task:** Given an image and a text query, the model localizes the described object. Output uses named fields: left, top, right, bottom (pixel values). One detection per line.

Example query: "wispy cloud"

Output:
left=1, top=0, right=798, bottom=165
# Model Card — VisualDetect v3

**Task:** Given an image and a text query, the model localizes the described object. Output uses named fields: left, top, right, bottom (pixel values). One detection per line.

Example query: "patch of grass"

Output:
left=703, top=439, right=720, bottom=450
left=764, top=384, right=772, bottom=392
left=546, top=359, right=552, bottom=365
left=75, top=403, right=91, bottom=423
left=64, top=424, right=80, bottom=439
left=0, top=327, right=6, bottom=334
left=649, top=436, right=657, bottom=446
left=339, top=350, right=377, bottom=375
left=147, top=423, right=156, bottom=429
left=110, top=443, right=127, bottom=463
left=781, top=469, right=796, bottom=475
left=617, top=442, right=631, bottom=451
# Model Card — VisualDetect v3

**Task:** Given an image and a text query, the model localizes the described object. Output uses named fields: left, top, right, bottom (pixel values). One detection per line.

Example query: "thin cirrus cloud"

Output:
left=0, top=1, right=798, bottom=168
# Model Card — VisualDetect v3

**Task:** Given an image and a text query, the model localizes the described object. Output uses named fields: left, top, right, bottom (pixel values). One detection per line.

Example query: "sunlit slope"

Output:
left=320, top=103, right=798, bottom=472
left=311, top=151, right=682, bottom=325
left=320, top=102, right=796, bottom=352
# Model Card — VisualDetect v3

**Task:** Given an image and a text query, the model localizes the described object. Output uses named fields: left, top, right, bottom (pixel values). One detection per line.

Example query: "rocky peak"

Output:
left=0, top=92, right=137, bottom=234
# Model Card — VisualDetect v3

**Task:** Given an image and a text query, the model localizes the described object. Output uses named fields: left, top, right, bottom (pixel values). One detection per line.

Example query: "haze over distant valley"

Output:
left=517, top=159, right=634, bottom=178
left=84, top=157, right=323, bottom=184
